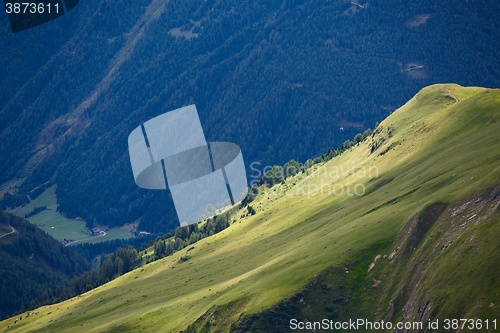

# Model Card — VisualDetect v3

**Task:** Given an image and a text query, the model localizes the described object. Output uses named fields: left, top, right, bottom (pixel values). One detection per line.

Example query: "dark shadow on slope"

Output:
left=399, top=202, right=448, bottom=258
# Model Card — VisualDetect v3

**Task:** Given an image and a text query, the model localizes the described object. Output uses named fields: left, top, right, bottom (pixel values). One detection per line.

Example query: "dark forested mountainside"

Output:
left=0, top=211, right=90, bottom=320
left=1, top=0, right=499, bottom=232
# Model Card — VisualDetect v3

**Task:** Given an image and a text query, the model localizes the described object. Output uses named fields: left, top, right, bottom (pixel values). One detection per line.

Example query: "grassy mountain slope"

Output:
left=232, top=188, right=499, bottom=332
left=1, top=84, right=498, bottom=332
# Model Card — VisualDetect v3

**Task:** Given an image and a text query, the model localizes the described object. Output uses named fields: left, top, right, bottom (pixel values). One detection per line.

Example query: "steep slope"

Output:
left=1, top=0, right=500, bottom=232
left=0, top=84, right=498, bottom=332
left=232, top=188, right=499, bottom=332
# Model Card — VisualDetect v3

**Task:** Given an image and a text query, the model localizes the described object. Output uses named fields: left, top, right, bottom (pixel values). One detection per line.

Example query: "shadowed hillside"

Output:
left=1, top=0, right=499, bottom=233
left=0, top=211, right=90, bottom=320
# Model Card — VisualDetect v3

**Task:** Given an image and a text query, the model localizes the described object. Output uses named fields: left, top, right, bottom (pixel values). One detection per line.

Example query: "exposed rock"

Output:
left=388, top=249, right=397, bottom=260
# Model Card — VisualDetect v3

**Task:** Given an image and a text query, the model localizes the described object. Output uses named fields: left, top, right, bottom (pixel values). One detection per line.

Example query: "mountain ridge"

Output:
left=1, top=84, right=498, bottom=332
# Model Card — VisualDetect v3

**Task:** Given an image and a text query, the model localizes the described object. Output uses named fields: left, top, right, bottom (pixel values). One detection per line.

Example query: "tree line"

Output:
left=255, top=127, right=374, bottom=188
left=30, top=210, right=233, bottom=310
left=20, top=125, right=376, bottom=317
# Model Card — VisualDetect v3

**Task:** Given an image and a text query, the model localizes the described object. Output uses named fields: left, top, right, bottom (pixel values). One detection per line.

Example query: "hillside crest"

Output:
left=1, top=84, right=499, bottom=332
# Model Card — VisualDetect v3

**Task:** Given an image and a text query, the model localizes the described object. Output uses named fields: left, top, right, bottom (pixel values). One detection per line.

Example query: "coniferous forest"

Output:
left=1, top=0, right=499, bottom=233
left=0, top=212, right=89, bottom=320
